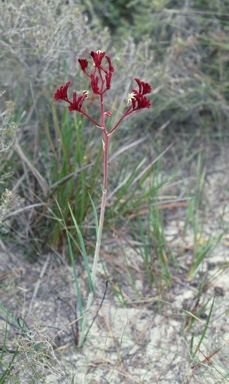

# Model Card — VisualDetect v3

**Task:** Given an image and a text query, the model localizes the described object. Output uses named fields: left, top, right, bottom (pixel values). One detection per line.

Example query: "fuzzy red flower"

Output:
left=68, top=91, right=88, bottom=111
left=78, top=58, right=89, bottom=72
left=90, top=50, right=106, bottom=67
left=105, top=71, right=112, bottom=90
left=130, top=90, right=151, bottom=110
left=90, top=74, right=101, bottom=94
left=78, top=51, right=115, bottom=94
left=134, top=78, right=152, bottom=95
left=105, top=55, right=114, bottom=73
left=54, top=81, right=71, bottom=102
left=128, top=78, right=152, bottom=111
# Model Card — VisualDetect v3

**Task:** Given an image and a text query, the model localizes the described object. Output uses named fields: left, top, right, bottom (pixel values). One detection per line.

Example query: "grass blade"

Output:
left=68, top=202, right=93, bottom=293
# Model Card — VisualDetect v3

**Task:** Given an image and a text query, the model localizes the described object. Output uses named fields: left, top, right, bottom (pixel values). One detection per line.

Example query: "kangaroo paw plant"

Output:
left=54, top=50, right=151, bottom=346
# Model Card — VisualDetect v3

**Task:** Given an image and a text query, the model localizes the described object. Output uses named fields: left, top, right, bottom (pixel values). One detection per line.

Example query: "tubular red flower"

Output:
left=90, top=74, right=101, bottom=94
left=78, top=51, right=115, bottom=93
left=90, top=50, right=106, bottom=67
left=54, top=81, right=71, bottom=101
left=126, top=78, right=152, bottom=111
left=131, top=90, right=151, bottom=110
left=68, top=90, right=88, bottom=111
left=105, top=55, right=114, bottom=73
left=134, top=78, right=152, bottom=95
left=78, top=58, right=89, bottom=72
left=105, top=71, right=112, bottom=90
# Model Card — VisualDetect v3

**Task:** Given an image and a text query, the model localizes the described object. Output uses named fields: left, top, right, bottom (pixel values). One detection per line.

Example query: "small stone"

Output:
left=214, top=286, right=224, bottom=296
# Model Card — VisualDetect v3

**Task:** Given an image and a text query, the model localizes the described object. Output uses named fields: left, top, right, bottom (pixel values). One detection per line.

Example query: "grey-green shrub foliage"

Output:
left=132, top=0, right=229, bottom=130
left=0, top=0, right=110, bottom=106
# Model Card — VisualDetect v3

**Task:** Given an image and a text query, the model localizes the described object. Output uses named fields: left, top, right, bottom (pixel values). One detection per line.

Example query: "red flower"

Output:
left=68, top=90, right=88, bottom=112
left=105, top=55, right=114, bottom=73
left=130, top=90, right=151, bottom=110
left=134, top=78, right=152, bottom=95
left=54, top=81, right=71, bottom=102
left=90, top=50, right=106, bottom=67
left=78, top=51, right=115, bottom=94
left=78, top=58, right=89, bottom=72
left=90, top=74, right=101, bottom=94
left=105, top=71, right=112, bottom=90
left=128, top=78, right=152, bottom=111
left=54, top=81, right=88, bottom=111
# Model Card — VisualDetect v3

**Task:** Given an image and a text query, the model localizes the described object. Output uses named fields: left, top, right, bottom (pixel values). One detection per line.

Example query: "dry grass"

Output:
left=0, top=1, right=229, bottom=383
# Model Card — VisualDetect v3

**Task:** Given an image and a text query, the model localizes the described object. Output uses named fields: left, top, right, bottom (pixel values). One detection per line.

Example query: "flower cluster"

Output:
left=129, top=78, right=151, bottom=111
left=78, top=50, right=114, bottom=95
left=54, top=50, right=151, bottom=132
left=54, top=81, right=88, bottom=113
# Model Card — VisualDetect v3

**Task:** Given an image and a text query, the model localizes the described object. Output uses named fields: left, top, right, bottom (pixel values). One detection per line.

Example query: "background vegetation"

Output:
left=0, top=0, right=229, bottom=382
left=1, top=0, right=228, bottom=253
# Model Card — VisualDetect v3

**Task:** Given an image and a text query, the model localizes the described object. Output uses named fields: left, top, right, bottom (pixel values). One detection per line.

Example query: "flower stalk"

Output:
left=54, top=50, right=151, bottom=346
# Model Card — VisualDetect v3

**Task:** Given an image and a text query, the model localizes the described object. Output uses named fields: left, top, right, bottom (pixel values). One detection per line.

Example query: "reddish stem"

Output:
left=108, top=105, right=133, bottom=135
